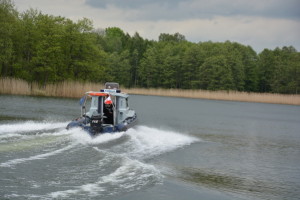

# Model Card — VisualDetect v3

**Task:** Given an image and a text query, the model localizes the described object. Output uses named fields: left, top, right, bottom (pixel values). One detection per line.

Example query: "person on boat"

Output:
left=104, top=96, right=113, bottom=124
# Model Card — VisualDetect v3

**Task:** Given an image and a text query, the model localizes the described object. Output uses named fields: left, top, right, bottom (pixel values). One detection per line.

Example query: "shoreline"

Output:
left=1, top=78, right=299, bottom=105
left=123, top=88, right=300, bottom=105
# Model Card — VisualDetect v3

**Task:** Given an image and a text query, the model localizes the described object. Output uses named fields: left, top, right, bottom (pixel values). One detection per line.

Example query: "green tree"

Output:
left=0, top=0, right=19, bottom=77
left=107, top=50, right=131, bottom=87
left=182, top=43, right=205, bottom=89
left=258, top=49, right=274, bottom=92
left=103, top=27, right=127, bottom=53
left=241, top=46, right=258, bottom=92
left=223, top=42, right=245, bottom=91
left=159, top=32, right=186, bottom=43
left=199, top=56, right=234, bottom=90
left=271, top=46, right=300, bottom=93
left=160, top=42, right=189, bottom=88
left=127, top=32, right=148, bottom=87
left=30, top=14, right=66, bottom=84
left=258, top=46, right=300, bottom=94
left=139, top=45, right=162, bottom=88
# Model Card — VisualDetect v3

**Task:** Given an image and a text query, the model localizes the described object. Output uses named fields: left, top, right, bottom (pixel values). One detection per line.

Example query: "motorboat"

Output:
left=66, top=82, right=137, bottom=136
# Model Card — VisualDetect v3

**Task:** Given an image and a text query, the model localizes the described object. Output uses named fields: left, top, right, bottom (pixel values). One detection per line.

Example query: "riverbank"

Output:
left=125, top=88, right=300, bottom=105
left=1, top=77, right=299, bottom=105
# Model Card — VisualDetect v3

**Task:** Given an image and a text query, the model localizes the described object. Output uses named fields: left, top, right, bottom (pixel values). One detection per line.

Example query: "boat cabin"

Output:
left=80, top=83, right=135, bottom=133
left=67, top=82, right=137, bottom=135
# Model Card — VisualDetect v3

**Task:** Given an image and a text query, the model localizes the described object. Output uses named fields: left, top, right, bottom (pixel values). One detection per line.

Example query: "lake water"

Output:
left=0, top=94, right=299, bottom=200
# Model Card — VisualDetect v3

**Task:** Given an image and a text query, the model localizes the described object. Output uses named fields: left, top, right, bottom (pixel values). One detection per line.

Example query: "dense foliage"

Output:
left=1, top=0, right=299, bottom=93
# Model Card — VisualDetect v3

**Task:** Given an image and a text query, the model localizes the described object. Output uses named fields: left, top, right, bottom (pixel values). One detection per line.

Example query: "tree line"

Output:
left=1, top=0, right=299, bottom=94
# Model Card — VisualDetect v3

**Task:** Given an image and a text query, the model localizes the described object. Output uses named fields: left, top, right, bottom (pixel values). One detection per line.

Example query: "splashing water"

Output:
left=0, top=121, right=199, bottom=199
left=0, top=121, right=67, bottom=134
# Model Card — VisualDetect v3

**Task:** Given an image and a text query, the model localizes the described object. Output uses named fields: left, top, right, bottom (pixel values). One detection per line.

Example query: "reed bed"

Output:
left=1, top=77, right=300, bottom=105
left=123, top=88, right=300, bottom=105
left=40, top=81, right=103, bottom=98
left=0, top=77, right=103, bottom=98
left=0, top=77, right=31, bottom=96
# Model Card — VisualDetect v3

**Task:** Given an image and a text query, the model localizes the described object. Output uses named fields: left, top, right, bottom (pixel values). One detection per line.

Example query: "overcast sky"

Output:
left=14, top=0, right=300, bottom=52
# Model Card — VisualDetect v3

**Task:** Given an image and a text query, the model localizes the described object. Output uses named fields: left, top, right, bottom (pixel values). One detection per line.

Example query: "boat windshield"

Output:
left=85, top=96, right=98, bottom=117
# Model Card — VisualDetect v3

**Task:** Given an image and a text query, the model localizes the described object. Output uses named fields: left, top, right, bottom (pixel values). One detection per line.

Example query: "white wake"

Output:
left=0, top=144, right=76, bottom=168
left=0, top=121, right=67, bottom=134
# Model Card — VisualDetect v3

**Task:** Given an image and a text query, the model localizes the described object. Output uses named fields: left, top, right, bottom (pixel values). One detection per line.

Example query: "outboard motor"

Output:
left=90, top=115, right=103, bottom=134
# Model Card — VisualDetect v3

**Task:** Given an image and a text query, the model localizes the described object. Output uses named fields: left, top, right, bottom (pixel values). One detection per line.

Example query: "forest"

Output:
left=1, top=0, right=299, bottom=94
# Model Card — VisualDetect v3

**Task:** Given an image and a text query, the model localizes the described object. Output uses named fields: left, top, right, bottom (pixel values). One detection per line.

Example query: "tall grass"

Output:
left=0, top=77, right=31, bottom=96
left=1, top=77, right=300, bottom=105
left=123, top=88, right=300, bottom=105
left=0, top=77, right=103, bottom=98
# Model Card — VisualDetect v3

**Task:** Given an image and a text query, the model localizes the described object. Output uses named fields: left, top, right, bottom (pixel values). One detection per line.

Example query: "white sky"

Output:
left=13, top=0, right=300, bottom=52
